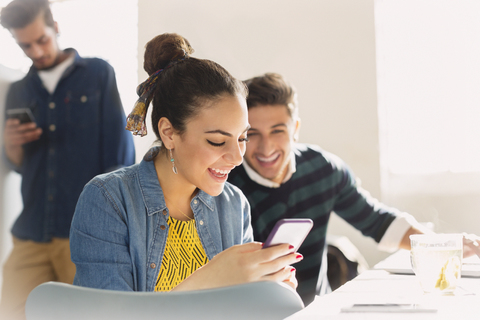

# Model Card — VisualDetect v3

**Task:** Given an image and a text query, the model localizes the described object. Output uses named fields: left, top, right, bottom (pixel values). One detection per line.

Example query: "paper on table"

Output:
left=340, top=303, right=437, bottom=313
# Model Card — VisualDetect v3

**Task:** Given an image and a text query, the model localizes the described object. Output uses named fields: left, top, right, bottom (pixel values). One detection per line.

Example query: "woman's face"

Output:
left=172, top=94, right=249, bottom=196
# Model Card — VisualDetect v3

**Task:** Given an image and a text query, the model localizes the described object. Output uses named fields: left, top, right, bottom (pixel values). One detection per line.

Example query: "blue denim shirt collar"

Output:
left=62, top=48, right=87, bottom=77
left=139, top=157, right=215, bottom=217
left=26, top=48, right=85, bottom=77
left=24, top=48, right=85, bottom=93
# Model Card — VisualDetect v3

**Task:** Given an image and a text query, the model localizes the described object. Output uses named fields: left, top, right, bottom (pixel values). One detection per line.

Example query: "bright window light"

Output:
left=376, top=0, right=480, bottom=175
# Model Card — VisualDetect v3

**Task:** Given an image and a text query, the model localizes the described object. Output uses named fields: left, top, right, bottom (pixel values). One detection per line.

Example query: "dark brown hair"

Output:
left=244, top=73, right=298, bottom=119
left=144, top=33, right=247, bottom=140
left=0, top=0, right=54, bottom=29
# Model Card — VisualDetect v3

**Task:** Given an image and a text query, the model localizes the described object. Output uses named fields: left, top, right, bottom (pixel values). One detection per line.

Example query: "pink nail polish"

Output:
left=296, top=254, right=303, bottom=260
left=289, top=245, right=294, bottom=250
left=290, top=267, right=296, bottom=272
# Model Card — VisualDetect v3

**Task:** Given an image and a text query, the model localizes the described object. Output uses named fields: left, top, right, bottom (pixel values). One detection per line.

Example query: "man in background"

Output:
left=228, top=73, right=430, bottom=305
left=0, top=0, right=135, bottom=318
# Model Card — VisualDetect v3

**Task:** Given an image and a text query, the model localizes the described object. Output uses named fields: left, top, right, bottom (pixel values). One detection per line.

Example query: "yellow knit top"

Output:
left=154, top=216, right=208, bottom=291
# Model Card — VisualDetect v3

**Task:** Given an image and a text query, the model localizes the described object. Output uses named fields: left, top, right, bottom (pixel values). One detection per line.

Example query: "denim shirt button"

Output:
left=193, top=200, right=198, bottom=205
left=162, top=209, right=167, bottom=215
left=81, top=95, right=88, bottom=103
left=150, top=263, right=156, bottom=269
left=160, top=225, right=166, bottom=230
left=199, top=220, right=204, bottom=226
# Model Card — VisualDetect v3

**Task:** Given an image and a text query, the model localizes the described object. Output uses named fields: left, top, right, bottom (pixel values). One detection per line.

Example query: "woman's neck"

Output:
left=154, top=150, right=197, bottom=221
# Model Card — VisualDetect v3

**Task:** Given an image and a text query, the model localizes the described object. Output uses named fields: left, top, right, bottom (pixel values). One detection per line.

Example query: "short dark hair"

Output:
left=1, top=0, right=54, bottom=29
left=144, top=33, right=247, bottom=140
left=244, top=73, right=299, bottom=119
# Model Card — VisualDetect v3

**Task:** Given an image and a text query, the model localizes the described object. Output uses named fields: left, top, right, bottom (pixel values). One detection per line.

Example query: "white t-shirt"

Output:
left=38, top=53, right=75, bottom=94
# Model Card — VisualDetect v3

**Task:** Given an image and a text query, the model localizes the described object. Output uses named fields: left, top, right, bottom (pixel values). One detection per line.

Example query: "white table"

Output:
left=287, top=250, right=480, bottom=319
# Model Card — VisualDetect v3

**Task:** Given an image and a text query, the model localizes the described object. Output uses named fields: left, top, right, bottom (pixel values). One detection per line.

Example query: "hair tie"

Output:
left=125, top=50, right=189, bottom=136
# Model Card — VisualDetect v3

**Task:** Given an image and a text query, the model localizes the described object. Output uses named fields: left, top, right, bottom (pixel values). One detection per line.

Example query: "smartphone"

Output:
left=263, top=218, right=313, bottom=251
left=340, top=304, right=437, bottom=313
left=6, top=108, right=36, bottom=124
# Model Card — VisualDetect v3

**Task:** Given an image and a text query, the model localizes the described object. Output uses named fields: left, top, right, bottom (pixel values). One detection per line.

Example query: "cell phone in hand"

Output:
left=263, top=218, right=313, bottom=251
left=6, top=108, right=36, bottom=124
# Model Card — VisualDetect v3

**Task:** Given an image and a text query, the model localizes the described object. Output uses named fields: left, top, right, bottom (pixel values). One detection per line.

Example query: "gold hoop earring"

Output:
left=169, top=149, right=178, bottom=174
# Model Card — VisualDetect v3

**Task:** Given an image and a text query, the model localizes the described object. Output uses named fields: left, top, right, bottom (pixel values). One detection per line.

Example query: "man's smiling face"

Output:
left=244, top=104, right=300, bottom=184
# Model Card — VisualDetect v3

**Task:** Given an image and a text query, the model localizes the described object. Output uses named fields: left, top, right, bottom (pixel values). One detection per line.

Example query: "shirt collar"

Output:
left=242, top=151, right=296, bottom=188
left=138, top=148, right=215, bottom=216
left=27, top=48, right=85, bottom=78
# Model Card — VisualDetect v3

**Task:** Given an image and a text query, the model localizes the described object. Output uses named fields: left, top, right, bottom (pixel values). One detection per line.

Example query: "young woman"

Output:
left=69, top=33, right=302, bottom=292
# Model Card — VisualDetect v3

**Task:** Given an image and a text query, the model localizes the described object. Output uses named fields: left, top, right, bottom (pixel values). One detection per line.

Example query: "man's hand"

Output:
left=3, top=118, right=42, bottom=166
left=463, top=233, right=480, bottom=258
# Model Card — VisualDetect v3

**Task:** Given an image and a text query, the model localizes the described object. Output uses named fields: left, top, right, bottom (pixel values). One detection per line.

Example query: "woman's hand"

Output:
left=281, top=266, right=298, bottom=290
left=172, top=242, right=302, bottom=291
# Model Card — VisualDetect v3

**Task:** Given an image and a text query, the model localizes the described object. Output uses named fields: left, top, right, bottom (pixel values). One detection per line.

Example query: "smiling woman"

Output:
left=155, top=93, right=249, bottom=199
left=69, top=32, right=303, bottom=295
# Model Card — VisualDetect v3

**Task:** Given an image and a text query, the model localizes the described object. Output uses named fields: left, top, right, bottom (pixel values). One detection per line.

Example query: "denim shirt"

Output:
left=3, top=49, right=135, bottom=242
left=70, top=156, right=253, bottom=291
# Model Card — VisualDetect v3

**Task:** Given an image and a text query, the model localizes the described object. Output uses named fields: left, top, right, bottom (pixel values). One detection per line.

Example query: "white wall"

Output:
left=137, top=0, right=389, bottom=265
left=375, top=0, right=480, bottom=247
left=0, top=64, right=24, bottom=298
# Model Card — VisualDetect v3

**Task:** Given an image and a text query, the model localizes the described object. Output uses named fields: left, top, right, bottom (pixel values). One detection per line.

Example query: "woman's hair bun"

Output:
left=143, top=33, right=195, bottom=75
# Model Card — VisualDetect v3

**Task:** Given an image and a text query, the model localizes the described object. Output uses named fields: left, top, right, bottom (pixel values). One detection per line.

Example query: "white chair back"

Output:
left=25, top=280, right=304, bottom=320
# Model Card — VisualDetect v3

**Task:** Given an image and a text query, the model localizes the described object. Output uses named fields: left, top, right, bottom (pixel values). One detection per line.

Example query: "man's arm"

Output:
left=331, top=155, right=431, bottom=252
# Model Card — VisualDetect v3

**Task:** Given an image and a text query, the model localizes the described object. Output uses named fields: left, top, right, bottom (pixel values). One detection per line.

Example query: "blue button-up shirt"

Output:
left=70, top=156, right=253, bottom=291
left=4, top=49, right=135, bottom=242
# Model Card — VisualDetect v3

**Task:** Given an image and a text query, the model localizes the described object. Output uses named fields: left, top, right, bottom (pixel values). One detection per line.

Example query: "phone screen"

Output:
left=263, top=218, right=313, bottom=250
left=6, top=108, right=35, bottom=124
